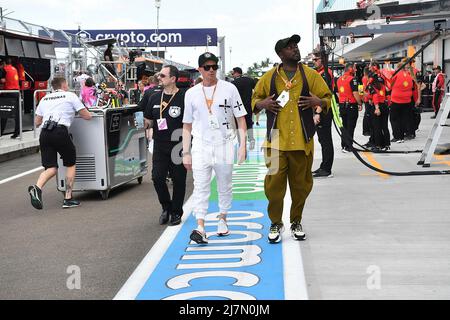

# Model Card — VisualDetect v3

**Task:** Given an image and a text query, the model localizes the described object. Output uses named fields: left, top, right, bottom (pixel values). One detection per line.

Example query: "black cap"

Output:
left=275, top=34, right=301, bottom=54
left=232, top=67, right=243, bottom=74
left=198, top=52, right=219, bottom=67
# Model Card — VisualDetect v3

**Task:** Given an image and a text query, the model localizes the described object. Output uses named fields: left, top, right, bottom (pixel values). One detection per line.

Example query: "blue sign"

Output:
left=58, top=28, right=217, bottom=48
left=136, top=200, right=285, bottom=300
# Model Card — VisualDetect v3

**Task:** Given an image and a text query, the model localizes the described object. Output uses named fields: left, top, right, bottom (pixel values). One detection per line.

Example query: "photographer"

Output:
left=28, top=77, right=92, bottom=210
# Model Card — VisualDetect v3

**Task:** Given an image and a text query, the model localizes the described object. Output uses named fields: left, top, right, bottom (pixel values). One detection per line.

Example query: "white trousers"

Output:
left=191, top=138, right=235, bottom=221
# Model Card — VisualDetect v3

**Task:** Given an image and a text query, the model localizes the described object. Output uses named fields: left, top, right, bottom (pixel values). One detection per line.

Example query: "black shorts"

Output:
left=39, top=126, right=76, bottom=169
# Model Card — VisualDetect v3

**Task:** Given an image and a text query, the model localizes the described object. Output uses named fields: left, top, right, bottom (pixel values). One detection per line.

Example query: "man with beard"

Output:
left=252, top=35, right=332, bottom=243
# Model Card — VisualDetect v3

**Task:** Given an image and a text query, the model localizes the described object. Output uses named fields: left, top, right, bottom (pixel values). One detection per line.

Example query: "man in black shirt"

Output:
left=144, top=65, right=186, bottom=226
left=312, top=53, right=335, bottom=178
left=232, top=67, right=256, bottom=149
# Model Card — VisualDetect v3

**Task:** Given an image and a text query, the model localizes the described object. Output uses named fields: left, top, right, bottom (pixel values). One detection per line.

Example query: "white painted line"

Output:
left=282, top=187, right=309, bottom=300
left=113, top=195, right=194, bottom=300
left=114, top=171, right=219, bottom=300
left=0, top=167, right=43, bottom=185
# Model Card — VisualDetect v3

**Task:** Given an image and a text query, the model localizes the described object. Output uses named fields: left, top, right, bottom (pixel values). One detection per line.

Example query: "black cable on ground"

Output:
left=330, top=115, right=422, bottom=155
left=331, top=110, right=450, bottom=176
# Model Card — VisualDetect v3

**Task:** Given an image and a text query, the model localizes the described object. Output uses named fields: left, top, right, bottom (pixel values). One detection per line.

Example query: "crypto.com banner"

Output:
left=58, top=28, right=218, bottom=48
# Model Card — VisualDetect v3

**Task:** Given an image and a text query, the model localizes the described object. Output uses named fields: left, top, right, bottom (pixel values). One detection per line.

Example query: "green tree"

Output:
left=246, top=58, right=273, bottom=78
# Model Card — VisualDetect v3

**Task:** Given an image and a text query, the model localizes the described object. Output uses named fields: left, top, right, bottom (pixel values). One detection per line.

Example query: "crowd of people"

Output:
left=26, top=33, right=448, bottom=246
left=333, top=58, right=446, bottom=152
left=305, top=54, right=447, bottom=179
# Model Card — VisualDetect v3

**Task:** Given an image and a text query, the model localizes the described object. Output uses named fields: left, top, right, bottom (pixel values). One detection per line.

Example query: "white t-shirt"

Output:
left=36, top=90, right=86, bottom=127
left=183, top=80, right=247, bottom=144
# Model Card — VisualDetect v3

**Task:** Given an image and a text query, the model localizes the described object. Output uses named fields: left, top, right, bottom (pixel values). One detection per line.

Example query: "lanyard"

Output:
left=160, top=90, right=178, bottom=119
left=276, top=65, right=299, bottom=90
left=202, top=83, right=218, bottom=114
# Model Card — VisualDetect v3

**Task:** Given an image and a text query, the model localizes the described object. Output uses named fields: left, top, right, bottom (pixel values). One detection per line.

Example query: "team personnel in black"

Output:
left=231, top=67, right=256, bottom=149
left=312, top=53, right=334, bottom=178
left=28, top=77, right=92, bottom=210
left=144, top=65, right=186, bottom=226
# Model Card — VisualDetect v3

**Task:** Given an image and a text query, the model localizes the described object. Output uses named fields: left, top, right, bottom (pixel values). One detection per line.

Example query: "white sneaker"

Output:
left=291, top=222, right=306, bottom=240
left=190, top=229, right=208, bottom=244
left=217, top=218, right=229, bottom=236
left=268, top=223, right=285, bottom=243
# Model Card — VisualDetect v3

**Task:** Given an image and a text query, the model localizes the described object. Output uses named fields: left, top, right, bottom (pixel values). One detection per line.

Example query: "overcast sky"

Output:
left=1, top=0, right=320, bottom=71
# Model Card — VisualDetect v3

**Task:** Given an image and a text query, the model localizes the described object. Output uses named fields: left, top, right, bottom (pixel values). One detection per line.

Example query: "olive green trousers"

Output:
left=264, top=148, right=314, bottom=225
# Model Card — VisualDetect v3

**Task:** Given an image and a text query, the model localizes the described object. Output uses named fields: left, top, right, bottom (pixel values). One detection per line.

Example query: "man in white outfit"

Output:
left=182, top=52, right=247, bottom=244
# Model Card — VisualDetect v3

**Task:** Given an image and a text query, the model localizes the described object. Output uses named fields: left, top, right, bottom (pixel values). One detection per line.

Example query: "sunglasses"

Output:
left=202, top=64, right=219, bottom=71
left=158, top=74, right=169, bottom=78
left=312, top=58, right=320, bottom=61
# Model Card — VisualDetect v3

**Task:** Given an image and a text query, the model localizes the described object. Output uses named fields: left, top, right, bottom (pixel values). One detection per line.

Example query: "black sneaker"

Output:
left=291, top=222, right=306, bottom=240
left=268, top=223, right=284, bottom=244
left=169, top=213, right=182, bottom=226
left=370, top=146, right=382, bottom=152
left=390, top=138, right=399, bottom=143
left=62, top=198, right=80, bottom=209
left=28, top=185, right=43, bottom=210
left=10, top=134, right=19, bottom=139
left=190, top=229, right=208, bottom=244
left=159, top=210, right=170, bottom=225
left=312, top=168, right=333, bottom=178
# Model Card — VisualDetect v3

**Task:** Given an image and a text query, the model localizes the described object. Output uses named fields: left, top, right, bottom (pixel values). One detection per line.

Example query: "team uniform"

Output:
left=368, top=72, right=390, bottom=150
left=432, top=71, right=445, bottom=116
left=2, top=63, right=20, bottom=137
left=35, top=90, right=86, bottom=169
left=337, top=72, right=360, bottom=151
left=362, top=74, right=373, bottom=140
left=390, top=70, right=416, bottom=141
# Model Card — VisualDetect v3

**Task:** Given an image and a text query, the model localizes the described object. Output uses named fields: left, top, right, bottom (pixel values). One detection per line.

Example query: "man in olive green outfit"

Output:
left=252, top=35, right=332, bottom=243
